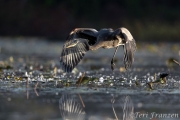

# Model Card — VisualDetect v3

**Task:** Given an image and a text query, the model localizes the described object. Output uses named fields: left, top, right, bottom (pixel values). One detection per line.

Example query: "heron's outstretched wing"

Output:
left=114, top=27, right=136, bottom=69
left=60, top=28, right=98, bottom=73
left=67, top=28, right=98, bottom=45
left=123, top=39, right=136, bottom=69
left=60, top=38, right=89, bottom=73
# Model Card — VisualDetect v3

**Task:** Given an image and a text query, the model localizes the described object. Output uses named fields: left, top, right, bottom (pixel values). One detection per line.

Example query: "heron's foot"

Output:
left=111, top=60, right=115, bottom=71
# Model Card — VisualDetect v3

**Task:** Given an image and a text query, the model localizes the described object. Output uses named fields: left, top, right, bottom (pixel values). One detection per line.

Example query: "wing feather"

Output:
left=60, top=39, right=89, bottom=73
left=68, top=49, right=73, bottom=71
left=66, top=49, right=70, bottom=72
left=123, top=39, right=136, bottom=69
left=72, top=48, right=78, bottom=67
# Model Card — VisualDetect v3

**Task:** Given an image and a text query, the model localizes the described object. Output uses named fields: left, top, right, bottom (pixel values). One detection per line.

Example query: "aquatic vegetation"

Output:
left=166, top=57, right=180, bottom=69
left=0, top=64, right=179, bottom=92
left=76, top=76, right=98, bottom=85
left=173, top=59, right=180, bottom=66
left=0, top=41, right=179, bottom=93
left=146, top=73, right=169, bottom=90
left=120, top=67, right=126, bottom=72
left=0, top=61, right=13, bottom=71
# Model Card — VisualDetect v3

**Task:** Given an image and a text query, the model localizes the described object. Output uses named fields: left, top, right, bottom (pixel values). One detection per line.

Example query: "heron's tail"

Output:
left=123, top=39, right=136, bottom=69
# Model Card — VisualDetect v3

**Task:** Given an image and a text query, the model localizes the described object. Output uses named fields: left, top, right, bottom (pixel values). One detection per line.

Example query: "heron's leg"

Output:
left=111, top=46, right=119, bottom=71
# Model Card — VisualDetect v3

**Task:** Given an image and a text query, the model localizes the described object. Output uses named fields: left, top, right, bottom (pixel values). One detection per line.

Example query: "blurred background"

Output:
left=0, top=1, right=180, bottom=120
left=0, top=0, right=180, bottom=41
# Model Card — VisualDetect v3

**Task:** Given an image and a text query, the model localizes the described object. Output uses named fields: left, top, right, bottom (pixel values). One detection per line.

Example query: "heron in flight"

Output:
left=60, top=27, right=136, bottom=73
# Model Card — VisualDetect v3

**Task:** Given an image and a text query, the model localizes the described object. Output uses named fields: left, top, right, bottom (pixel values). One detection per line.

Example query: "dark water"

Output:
left=0, top=38, right=180, bottom=120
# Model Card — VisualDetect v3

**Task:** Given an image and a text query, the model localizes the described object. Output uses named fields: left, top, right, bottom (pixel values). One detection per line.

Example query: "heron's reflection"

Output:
left=110, top=95, right=135, bottom=120
left=59, top=94, right=135, bottom=120
left=59, top=94, right=86, bottom=120
left=122, top=96, right=135, bottom=120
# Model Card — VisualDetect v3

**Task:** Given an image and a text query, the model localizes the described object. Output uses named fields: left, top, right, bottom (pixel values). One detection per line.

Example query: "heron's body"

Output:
left=60, top=27, right=136, bottom=73
left=90, top=29, right=120, bottom=50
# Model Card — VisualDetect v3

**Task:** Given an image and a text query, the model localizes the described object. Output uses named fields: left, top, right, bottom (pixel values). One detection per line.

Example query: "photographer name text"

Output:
left=135, top=112, right=179, bottom=119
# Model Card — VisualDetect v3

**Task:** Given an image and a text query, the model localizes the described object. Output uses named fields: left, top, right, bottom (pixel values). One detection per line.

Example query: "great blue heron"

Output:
left=60, top=27, right=136, bottom=73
